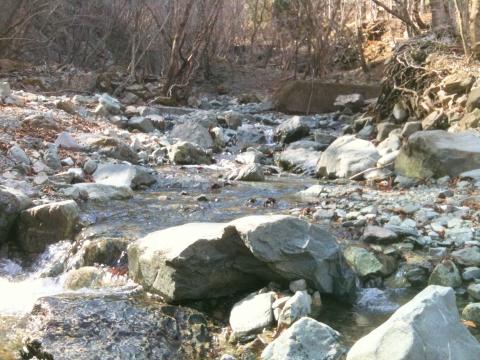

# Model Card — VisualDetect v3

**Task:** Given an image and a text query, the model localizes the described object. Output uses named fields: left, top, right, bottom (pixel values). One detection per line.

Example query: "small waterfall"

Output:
left=0, top=241, right=72, bottom=315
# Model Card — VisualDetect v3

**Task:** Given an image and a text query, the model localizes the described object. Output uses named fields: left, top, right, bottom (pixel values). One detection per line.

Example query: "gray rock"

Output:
left=347, top=285, right=480, bottom=360
left=376, top=122, right=398, bottom=142
left=231, top=215, right=356, bottom=299
left=97, top=93, right=122, bottom=115
left=289, top=279, right=308, bottom=292
left=442, top=72, right=475, bottom=94
left=316, top=135, right=380, bottom=178
left=276, top=147, right=322, bottom=175
left=0, top=186, right=32, bottom=245
left=7, top=145, right=30, bottom=165
left=168, top=141, right=212, bottom=165
left=229, top=292, right=275, bottom=339
left=278, top=291, right=312, bottom=326
left=463, top=303, right=480, bottom=325
left=377, top=134, right=401, bottom=157
left=171, top=121, right=213, bottom=149
left=78, top=237, right=129, bottom=267
left=83, top=159, right=98, bottom=174
left=393, top=102, right=408, bottom=122
left=230, top=164, right=265, bottom=181
left=261, top=317, right=345, bottom=360
left=401, top=121, right=422, bottom=138
left=63, top=183, right=133, bottom=201
left=127, top=116, right=155, bottom=133
left=129, top=215, right=356, bottom=302
left=334, top=93, right=364, bottom=112
left=78, top=134, right=138, bottom=163
left=314, top=130, right=336, bottom=149
left=395, top=130, right=480, bottom=178
left=43, top=145, right=62, bottom=170
left=362, top=226, right=398, bottom=244
left=344, top=247, right=383, bottom=277
left=452, top=247, right=480, bottom=267
left=459, top=108, right=480, bottom=130
left=422, top=110, right=447, bottom=130
left=468, top=283, right=480, bottom=300
left=236, top=124, right=266, bottom=149
left=64, top=266, right=105, bottom=290
left=463, top=267, right=480, bottom=281
left=428, top=260, right=462, bottom=288
left=274, top=116, right=311, bottom=144
left=223, top=110, right=243, bottom=129
left=21, top=293, right=211, bottom=360
left=0, top=81, right=11, bottom=97
left=128, top=222, right=274, bottom=301
left=16, top=200, right=79, bottom=254
left=467, top=87, right=480, bottom=112
left=93, top=163, right=156, bottom=189
left=235, top=149, right=266, bottom=165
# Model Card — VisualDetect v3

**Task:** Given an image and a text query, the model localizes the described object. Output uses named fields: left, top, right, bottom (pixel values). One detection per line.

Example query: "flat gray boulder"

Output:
left=93, top=163, right=156, bottom=189
left=395, top=130, right=480, bottom=178
left=231, top=215, right=356, bottom=299
left=128, top=222, right=275, bottom=301
left=346, top=285, right=480, bottom=360
left=261, top=317, right=345, bottom=360
left=128, top=215, right=355, bottom=302
left=316, top=135, right=379, bottom=178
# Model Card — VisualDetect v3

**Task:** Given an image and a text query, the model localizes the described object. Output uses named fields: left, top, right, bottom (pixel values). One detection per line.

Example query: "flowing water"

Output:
left=0, top=162, right=441, bottom=357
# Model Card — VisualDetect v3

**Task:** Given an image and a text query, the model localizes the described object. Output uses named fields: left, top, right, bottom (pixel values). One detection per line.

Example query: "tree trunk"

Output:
left=470, top=0, right=480, bottom=58
left=430, top=0, right=451, bottom=32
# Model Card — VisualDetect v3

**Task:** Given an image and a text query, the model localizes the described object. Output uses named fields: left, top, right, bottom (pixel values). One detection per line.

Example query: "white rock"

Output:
left=262, top=317, right=345, bottom=360
left=229, top=291, right=275, bottom=338
left=278, top=290, right=312, bottom=326
left=347, top=285, right=480, bottom=360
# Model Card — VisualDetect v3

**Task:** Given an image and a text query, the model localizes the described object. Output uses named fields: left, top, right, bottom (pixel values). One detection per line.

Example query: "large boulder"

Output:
left=346, top=285, right=480, bottom=360
left=21, top=293, right=211, bottom=360
left=261, top=317, right=345, bottom=360
left=230, top=215, right=356, bottom=299
left=93, top=163, right=156, bottom=189
left=128, top=215, right=356, bottom=302
left=171, top=121, right=213, bottom=149
left=395, top=130, right=480, bottom=178
left=0, top=186, right=32, bottom=245
left=168, top=141, right=212, bottom=165
left=16, top=200, right=79, bottom=254
left=128, top=222, right=275, bottom=301
left=316, top=135, right=380, bottom=178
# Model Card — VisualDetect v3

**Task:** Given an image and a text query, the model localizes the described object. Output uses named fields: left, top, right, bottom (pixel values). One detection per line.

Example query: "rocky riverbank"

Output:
left=2, top=75, right=480, bottom=359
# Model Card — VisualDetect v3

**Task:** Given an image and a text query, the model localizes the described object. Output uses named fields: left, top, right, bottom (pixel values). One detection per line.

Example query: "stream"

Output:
left=0, top=162, right=418, bottom=358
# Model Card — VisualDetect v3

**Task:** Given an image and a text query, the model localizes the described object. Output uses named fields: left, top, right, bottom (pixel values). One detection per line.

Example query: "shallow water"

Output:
left=0, top=164, right=473, bottom=357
